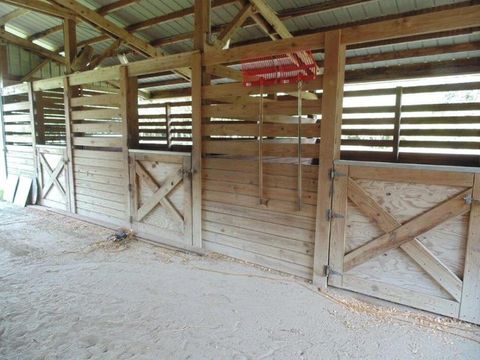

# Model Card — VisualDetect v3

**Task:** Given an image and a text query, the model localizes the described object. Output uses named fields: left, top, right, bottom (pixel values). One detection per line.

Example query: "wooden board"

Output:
left=3, top=174, right=19, bottom=203
left=13, top=176, right=32, bottom=207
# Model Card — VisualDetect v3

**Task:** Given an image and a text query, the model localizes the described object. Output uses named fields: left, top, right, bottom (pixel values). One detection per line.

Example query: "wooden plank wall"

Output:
left=1, top=85, right=36, bottom=177
left=201, top=78, right=323, bottom=278
left=69, top=90, right=129, bottom=226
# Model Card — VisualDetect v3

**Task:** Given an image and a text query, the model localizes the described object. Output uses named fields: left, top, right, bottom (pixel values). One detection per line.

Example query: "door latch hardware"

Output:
left=330, top=169, right=347, bottom=179
left=464, top=194, right=480, bottom=205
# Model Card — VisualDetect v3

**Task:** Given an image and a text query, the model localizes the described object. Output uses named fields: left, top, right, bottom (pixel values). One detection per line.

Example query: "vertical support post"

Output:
left=63, top=77, right=76, bottom=213
left=35, top=91, right=45, bottom=145
left=165, top=102, right=171, bottom=149
left=27, top=82, right=38, bottom=179
left=193, top=0, right=211, bottom=51
left=0, top=35, right=8, bottom=183
left=313, top=30, right=346, bottom=288
left=119, top=66, right=138, bottom=227
left=392, top=86, right=402, bottom=161
left=460, top=174, right=480, bottom=324
left=191, top=52, right=203, bottom=249
left=63, top=19, right=76, bottom=74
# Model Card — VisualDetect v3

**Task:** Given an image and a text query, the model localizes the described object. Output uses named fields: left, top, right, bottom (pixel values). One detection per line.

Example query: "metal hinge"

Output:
left=324, top=265, right=342, bottom=277
left=327, top=209, right=344, bottom=221
left=128, top=183, right=132, bottom=192
left=464, top=194, right=480, bottom=205
left=330, top=168, right=347, bottom=180
left=129, top=215, right=133, bottom=223
left=180, top=168, right=193, bottom=178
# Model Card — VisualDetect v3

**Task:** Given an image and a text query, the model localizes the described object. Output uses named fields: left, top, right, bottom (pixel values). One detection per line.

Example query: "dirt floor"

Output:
left=0, top=203, right=479, bottom=359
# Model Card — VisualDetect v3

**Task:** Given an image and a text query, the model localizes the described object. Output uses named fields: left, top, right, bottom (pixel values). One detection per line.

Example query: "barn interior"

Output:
left=0, top=0, right=479, bottom=344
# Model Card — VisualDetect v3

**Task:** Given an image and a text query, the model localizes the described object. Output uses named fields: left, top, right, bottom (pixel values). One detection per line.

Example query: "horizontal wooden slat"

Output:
left=2, top=101, right=30, bottom=112
left=3, top=114, right=31, bottom=123
left=73, top=136, right=123, bottom=148
left=74, top=164, right=124, bottom=177
left=70, top=94, right=120, bottom=107
left=203, top=168, right=318, bottom=192
left=203, top=123, right=321, bottom=137
left=74, top=149, right=123, bottom=161
left=203, top=141, right=319, bottom=157
left=71, top=108, right=121, bottom=120
left=72, top=122, right=123, bottom=133
left=75, top=171, right=125, bottom=186
left=203, top=100, right=322, bottom=118
left=400, top=140, right=480, bottom=149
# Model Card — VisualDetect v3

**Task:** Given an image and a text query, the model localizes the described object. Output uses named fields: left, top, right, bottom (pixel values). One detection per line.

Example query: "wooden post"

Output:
left=35, top=91, right=45, bottom=145
left=27, top=82, right=38, bottom=178
left=193, top=0, right=211, bottom=51
left=63, top=19, right=76, bottom=74
left=313, top=30, right=346, bottom=288
left=63, top=77, right=76, bottom=213
left=119, top=66, right=138, bottom=227
left=0, top=35, right=8, bottom=182
left=460, top=174, right=480, bottom=324
left=191, top=52, right=202, bottom=249
left=165, top=102, right=171, bottom=149
left=392, top=86, right=402, bottom=161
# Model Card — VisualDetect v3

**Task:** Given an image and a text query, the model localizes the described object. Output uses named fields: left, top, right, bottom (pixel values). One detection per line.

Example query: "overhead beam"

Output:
left=0, top=28, right=65, bottom=64
left=28, top=0, right=139, bottom=42
left=214, top=3, right=253, bottom=49
left=88, top=40, right=122, bottom=70
left=0, top=0, right=75, bottom=19
left=0, top=8, right=29, bottom=26
left=50, top=0, right=190, bottom=79
left=50, top=0, right=158, bottom=58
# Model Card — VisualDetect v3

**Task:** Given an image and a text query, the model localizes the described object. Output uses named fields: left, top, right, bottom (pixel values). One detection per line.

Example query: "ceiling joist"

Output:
left=0, top=0, right=75, bottom=19
left=0, top=8, right=29, bottom=26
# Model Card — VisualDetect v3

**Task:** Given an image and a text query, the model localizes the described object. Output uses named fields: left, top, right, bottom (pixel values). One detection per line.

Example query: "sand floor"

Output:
left=0, top=202, right=479, bottom=359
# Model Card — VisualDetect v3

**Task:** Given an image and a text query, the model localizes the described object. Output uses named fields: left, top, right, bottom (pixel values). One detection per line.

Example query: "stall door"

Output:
left=327, top=163, right=478, bottom=323
left=130, top=151, right=193, bottom=249
left=36, top=145, right=69, bottom=211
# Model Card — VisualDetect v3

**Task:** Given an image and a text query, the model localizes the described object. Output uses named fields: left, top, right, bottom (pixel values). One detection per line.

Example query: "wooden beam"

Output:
left=1, top=0, right=75, bottom=19
left=0, top=35, right=8, bottom=182
left=460, top=174, right=480, bottom=324
left=51, top=0, right=157, bottom=57
left=341, top=4, right=480, bottom=45
left=51, top=0, right=191, bottom=79
left=63, top=18, right=76, bottom=74
left=0, top=28, right=65, bottom=64
left=97, top=0, right=138, bottom=15
left=20, top=58, right=49, bottom=82
left=87, top=40, right=122, bottom=70
left=214, top=3, right=253, bottom=49
left=0, top=8, right=29, bottom=26
left=193, top=0, right=210, bottom=51
left=344, top=188, right=472, bottom=271
left=191, top=52, right=202, bottom=249
left=313, top=30, right=346, bottom=288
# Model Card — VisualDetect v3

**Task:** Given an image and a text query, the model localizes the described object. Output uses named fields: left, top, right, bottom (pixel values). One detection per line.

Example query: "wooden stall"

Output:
left=0, top=0, right=479, bottom=325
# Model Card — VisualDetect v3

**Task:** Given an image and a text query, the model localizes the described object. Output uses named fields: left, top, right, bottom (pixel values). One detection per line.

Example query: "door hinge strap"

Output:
left=330, top=169, right=347, bottom=179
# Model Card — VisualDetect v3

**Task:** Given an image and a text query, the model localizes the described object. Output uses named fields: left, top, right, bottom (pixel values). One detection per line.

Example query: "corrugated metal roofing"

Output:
left=1, top=0, right=478, bottom=82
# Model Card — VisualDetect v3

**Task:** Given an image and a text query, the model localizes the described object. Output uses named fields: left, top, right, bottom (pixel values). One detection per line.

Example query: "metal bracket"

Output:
left=128, top=183, right=133, bottom=192
left=330, top=168, right=347, bottom=180
left=179, top=168, right=193, bottom=178
left=327, top=209, right=345, bottom=221
left=324, top=265, right=342, bottom=277
left=464, top=194, right=480, bottom=205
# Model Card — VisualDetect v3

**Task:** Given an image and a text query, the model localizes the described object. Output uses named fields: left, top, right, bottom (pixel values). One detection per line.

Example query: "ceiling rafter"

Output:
left=0, top=8, right=29, bottom=26
left=214, top=3, right=253, bottom=49
left=28, top=0, right=139, bottom=41
left=0, top=27, right=65, bottom=63
left=0, top=0, right=75, bottom=19
left=48, top=0, right=191, bottom=79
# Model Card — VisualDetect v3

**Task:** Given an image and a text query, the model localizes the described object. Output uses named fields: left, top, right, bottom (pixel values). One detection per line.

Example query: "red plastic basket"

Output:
left=241, top=50, right=317, bottom=87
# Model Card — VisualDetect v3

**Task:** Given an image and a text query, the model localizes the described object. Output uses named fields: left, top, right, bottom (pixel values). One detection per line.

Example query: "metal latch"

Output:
left=179, top=168, right=193, bottom=178
left=324, top=265, right=342, bottom=277
left=464, top=194, right=480, bottom=205
left=327, top=209, right=344, bottom=221
left=330, top=168, right=347, bottom=179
